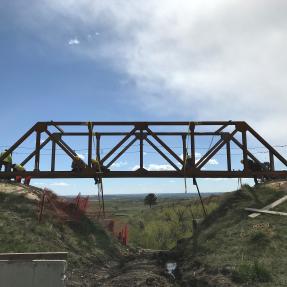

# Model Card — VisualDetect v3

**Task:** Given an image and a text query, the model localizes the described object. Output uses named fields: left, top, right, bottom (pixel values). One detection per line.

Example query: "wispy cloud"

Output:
left=111, top=161, right=128, bottom=168
left=132, top=164, right=174, bottom=171
left=68, top=38, right=80, bottom=45
left=132, top=165, right=140, bottom=171
left=208, top=159, right=219, bottom=165
left=147, top=164, right=174, bottom=171
left=15, top=1, right=287, bottom=142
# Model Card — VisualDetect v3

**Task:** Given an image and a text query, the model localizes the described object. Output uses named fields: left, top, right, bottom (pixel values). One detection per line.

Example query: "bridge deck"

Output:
left=1, top=170, right=287, bottom=179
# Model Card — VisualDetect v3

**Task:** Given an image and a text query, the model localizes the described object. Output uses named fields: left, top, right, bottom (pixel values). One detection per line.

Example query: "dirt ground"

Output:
left=67, top=250, right=177, bottom=287
left=0, top=181, right=41, bottom=201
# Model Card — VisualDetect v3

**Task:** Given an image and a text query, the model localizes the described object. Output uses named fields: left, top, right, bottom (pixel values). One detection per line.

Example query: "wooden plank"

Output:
left=245, top=208, right=287, bottom=216
left=0, top=252, right=68, bottom=261
left=248, top=195, right=287, bottom=218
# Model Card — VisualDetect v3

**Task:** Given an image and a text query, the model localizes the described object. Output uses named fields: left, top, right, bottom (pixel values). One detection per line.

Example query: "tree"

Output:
left=144, top=193, right=157, bottom=208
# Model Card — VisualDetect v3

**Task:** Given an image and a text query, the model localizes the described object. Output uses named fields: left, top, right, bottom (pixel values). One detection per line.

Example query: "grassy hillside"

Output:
left=177, top=181, right=287, bottom=287
left=0, top=182, right=123, bottom=286
left=3, top=180, right=287, bottom=286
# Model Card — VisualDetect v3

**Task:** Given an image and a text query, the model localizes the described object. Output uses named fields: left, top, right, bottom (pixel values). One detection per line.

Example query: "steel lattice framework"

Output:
left=0, top=121, right=287, bottom=179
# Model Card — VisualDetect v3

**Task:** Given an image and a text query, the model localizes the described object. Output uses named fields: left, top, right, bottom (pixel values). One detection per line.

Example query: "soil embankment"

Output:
left=0, top=181, right=176, bottom=287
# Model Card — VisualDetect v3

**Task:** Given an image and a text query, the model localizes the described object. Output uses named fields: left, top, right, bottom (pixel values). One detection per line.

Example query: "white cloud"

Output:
left=180, top=152, right=201, bottom=160
left=195, top=158, right=219, bottom=165
left=208, top=159, right=219, bottom=165
left=17, top=1, right=287, bottom=143
left=68, top=38, right=80, bottom=45
left=132, top=165, right=140, bottom=171
left=147, top=164, right=174, bottom=171
left=132, top=163, right=174, bottom=171
left=50, top=182, right=70, bottom=186
left=179, top=152, right=218, bottom=165
left=111, top=161, right=128, bottom=168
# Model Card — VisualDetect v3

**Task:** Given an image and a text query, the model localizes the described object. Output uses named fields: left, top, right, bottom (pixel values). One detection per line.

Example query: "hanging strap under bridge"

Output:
left=193, top=178, right=207, bottom=217
left=89, top=121, right=105, bottom=218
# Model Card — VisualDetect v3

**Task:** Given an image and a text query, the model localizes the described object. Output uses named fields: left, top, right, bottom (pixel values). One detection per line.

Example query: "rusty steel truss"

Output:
left=0, top=121, right=287, bottom=179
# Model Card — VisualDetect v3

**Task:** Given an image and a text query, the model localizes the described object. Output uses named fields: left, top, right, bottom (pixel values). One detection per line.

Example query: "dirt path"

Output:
left=68, top=250, right=177, bottom=287
left=97, top=250, right=176, bottom=287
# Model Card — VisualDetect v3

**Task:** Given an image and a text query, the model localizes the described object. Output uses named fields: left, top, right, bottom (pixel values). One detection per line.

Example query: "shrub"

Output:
left=253, top=261, right=272, bottom=282
left=232, top=261, right=272, bottom=283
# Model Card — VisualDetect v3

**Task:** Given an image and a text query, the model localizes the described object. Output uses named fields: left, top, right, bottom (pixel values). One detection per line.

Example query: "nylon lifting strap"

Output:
left=193, top=178, right=207, bottom=217
left=184, top=122, right=207, bottom=217
left=184, top=122, right=192, bottom=194
left=183, top=122, right=195, bottom=219
left=88, top=122, right=105, bottom=218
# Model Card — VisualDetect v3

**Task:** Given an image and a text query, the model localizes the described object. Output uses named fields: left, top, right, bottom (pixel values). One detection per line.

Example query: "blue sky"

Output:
left=1, top=1, right=287, bottom=195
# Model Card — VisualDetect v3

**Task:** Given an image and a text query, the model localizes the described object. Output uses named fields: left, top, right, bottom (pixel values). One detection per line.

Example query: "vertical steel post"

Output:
left=34, top=130, right=41, bottom=171
left=269, top=152, right=275, bottom=171
left=182, top=135, right=187, bottom=164
left=242, top=129, right=248, bottom=170
left=190, top=123, right=196, bottom=167
left=140, top=129, right=143, bottom=169
left=226, top=141, right=231, bottom=171
left=88, top=123, right=93, bottom=167
left=51, top=141, right=56, bottom=172
left=96, top=134, right=101, bottom=161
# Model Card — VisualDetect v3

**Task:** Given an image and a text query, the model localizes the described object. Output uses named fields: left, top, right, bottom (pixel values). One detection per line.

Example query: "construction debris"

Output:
left=245, top=207, right=287, bottom=216
left=246, top=194, right=287, bottom=218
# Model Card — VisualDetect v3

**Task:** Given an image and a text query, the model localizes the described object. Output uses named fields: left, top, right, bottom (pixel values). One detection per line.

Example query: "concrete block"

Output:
left=0, top=260, right=66, bottom=287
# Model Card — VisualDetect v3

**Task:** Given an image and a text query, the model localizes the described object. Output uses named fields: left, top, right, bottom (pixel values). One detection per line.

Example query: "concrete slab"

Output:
left=0, top=260, right=66, bottom=287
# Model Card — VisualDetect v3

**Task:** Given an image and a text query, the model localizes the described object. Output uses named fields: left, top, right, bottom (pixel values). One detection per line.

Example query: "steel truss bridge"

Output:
left=0, top=121, right=287, bottom=179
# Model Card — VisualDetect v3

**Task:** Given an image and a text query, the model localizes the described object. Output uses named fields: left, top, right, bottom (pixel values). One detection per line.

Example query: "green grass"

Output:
left=91, top=195, right=220, bottom=250
left=127, top=199, right=213, bottom=250
left=232, top=261, right=272, bottom=284
left=178, top=181, right=287, bottom=286
left=0, top=190, right=122, bottom=269
left=2, top=181, right=287, bottom=286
